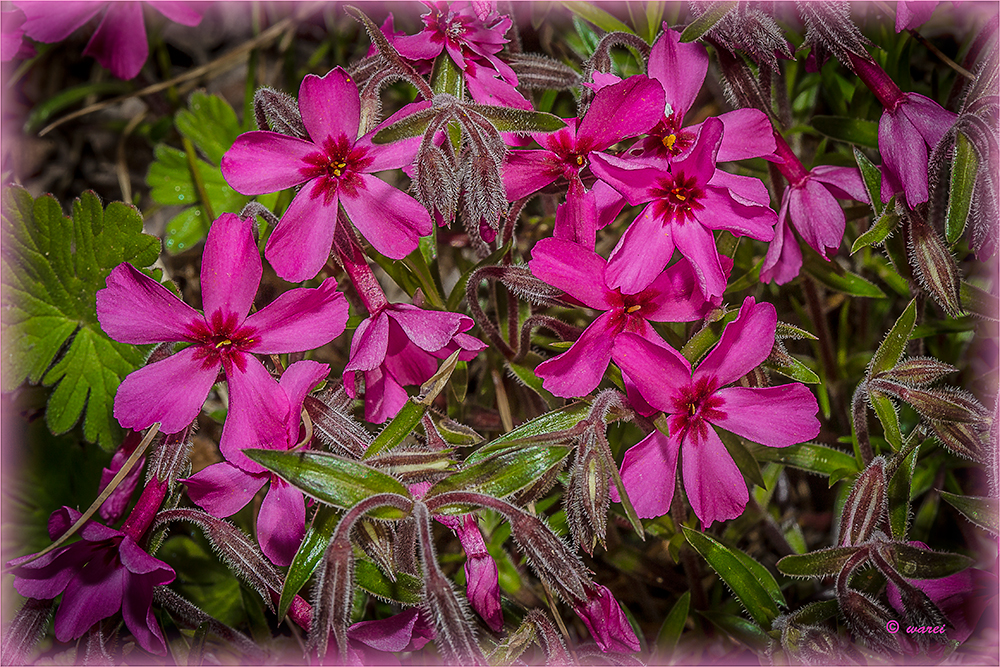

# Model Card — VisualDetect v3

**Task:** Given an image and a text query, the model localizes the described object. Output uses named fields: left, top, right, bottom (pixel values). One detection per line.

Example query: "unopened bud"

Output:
left=876, top=357, right=958, bottom=387
left=253, top=87, right=308, bottom=139
left=566, top=443, right=610, bottom=554
left=908, top=215, right=963, bottom=317
left=929, top=420, right=989, bottom=462
left=355, top=519, right=397, bottom=582
left=509, top=509, right=591, bottom=604
left=415, top=142, right=458, bottom=226
left=840, top=589, right=901, bottom=655
left=838, top=457, right=887, bottom=546
left=871, top=379, right=990, bottom=424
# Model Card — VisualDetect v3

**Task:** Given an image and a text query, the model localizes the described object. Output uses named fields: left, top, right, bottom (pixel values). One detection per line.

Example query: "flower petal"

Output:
left=118, top=536, right=174, bottom=581
left=299, top=68, right=360, bottom=145
left=114, top=346, right=219, bottom=433
left=577, top=75, right=665, bottom=151
left=760, top=196, right=803, bottom=285
left=384, top=333, right=438, bottom=386
left=18, top=1, right=103, bottom=42
left=536, top=311, right=616, bottom=398
left=388, top=304, right=464, bottom=351
left=612, top=429, right=680, bottom=519
left=529, top=237, right=614, bottom=310
left=82, top=1, right=146, bottom=79
left=901, top=93, right=956, bottom=150
left=183, top=462, right=266, bottom=517
left=588, top=152, right=665, bottom=207
left=146, top=1, right=203, bottom=26
left=671, top=117, right=723, bottom=187
left=682, top=426, right=749, bottom=527
left=879, top=108, right=929, bottom=207
left=672, top=218, right=727, bottom=298
left=708, top=169, right=771, bottom=207
left=695, top=296, right=776, bottom=387
left=348, top=608, right=434, bottom=652
left=345, top=312, right=390, bottom=373
left=245, top=278, right=347, bottom=354
left=264, top=178, right=339, bottom=283
left=695, top=186, right=776, bottom=240
left=341, top=174, right=432, bottom=260
left=715, top=108, right=776, bottom=162
left=97, top=263, right=201, bottom=344
left=605, top=203, right=675, bottom=294
left=612, top=332, right=691, bottom=411
left=221, top=131, right=317, bottom=195
left=502, top=149, right=563, bottom=200
left=258, top=477, right=306, bottom=566
left=362, top=365, right=410, bottom=423
left=640, top=257, right=715, bottom=322
left=553, top=175, right=598, bottom=248
left=220, top=356, right=289, bottom=473
left=712, top=385, right=820, bottom=447
left=201, top=213, right=261, bottom=324
left=120, top=569, right=168, bottom=654
left=788, top=178, right=845, bottom=258
left=53, top=555, right=123, bottom=643
left=648, top=28, right=707, bottom=120
left=811, top=165, right=868, bottom=202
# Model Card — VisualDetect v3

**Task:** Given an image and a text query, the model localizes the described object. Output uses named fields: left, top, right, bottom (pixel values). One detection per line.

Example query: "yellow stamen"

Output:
left=215, top=339, right=232, bottom=349
left=626, top=304, right=642, bottom=313
left=575, top=155, right=585, bottom=166
left=689, top=403, right=697, bottom=416
left=663, top=134, right=677, bottom=149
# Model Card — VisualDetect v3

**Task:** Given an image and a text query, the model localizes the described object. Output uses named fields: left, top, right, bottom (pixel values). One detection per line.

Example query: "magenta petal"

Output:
left=455, top=515, right=504, bottom=632
left=896, top=0, right=938, bottom=31
left=17, top=1, right=103, bottom=42
left=265, top=178, right=338, bottom=283
left=341, top=174, right=432, bottom=260
left=605, top=204, right=674, bottom=294
left=575, top=584, right=641, bottom=653
left=12, top=543, right=96, bottom=600
left=900, top=93, right=957, bottom=150
left=220, top=356, right=289, bottom=473
left=696, top=297, right=776, bottom=387
left=696, top=187, right=776, bottom=240
left=588, top=152, right=665, bottom=207
left=879, top=108, right=928, bottom=207
left=594, top=179, right=627, bottom=230
left=712, top=385, right=820, bottom=447
left=348, top=608, right=434, bottom=652
left=383, top=336, right=437, bottom=386
left=278, top=360, right=330, bottom=413
left=357, top=101, right=432, bottom=172
left=300, top=68, right=360, bottom=146
left=502, top=149, right=562, bottom=200
left=536, top=312, right=616, bottom=398
left=183, top=462, right=266, bottom=517
left=577, top=75, right=665, bottom=151
left=362, top=365, right=410, bottom=423
left=146, top=1, right=203, bottom=26
left=553, top=175, right=599, bottom=248
left=614, top=430, right=679, bottom=518
left=811, top=165, right=868, bottom=202
left=345, top=312, right=391, bottom=373
left=788, top=178, right=845, bottom=258
left=640, top=258, right=714, bottom=322
left=388, top=304, right=464, bottom=351
left=672, top=117, right=723, bottom=186
left=114, top=345, right=218, bottom=433
left=258, top=478, right=306, bottom=566
left=761, top=198, right=803, bottom=285
left=53, top=557, right=123, bottom=643
left=245, top=278, right=347, bottom=354
left=465, top=63, right=533, bottom=109
left=83, top=2, right=146, bottom=79
left=120, top=570, right=168, bottom=654
left=612, top=332, right=691, bottom=411
left=97, top=264, right=201, bottom=344
left=682, top=426, right=749, bottom=527
left=221, top=131, right=317, bottom=196
left=118, top=536, right=174, bottom=581
left=648, top=28, right=707, bottom=120
left=708, top=170, right=771, bottom=207
left=201, top=213, right=261, bottom=324
left=672, top=219, right=727, bottom=298
left=529, top=237, right=614, bottom=310
left=714, top=108, right=776, bottom=162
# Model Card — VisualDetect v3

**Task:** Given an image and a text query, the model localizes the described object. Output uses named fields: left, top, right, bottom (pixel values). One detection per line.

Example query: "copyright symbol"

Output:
left=886, top=620, right=900, bottom=633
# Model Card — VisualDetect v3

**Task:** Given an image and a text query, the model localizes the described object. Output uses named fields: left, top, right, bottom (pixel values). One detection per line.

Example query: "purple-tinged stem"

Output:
left=847, top=52, right=906, bottom=111
left=333, top=211, right=389, bottom=314
left=120, top=479, right=170, bottom=542
left=771, top=131, right=810, bottom=187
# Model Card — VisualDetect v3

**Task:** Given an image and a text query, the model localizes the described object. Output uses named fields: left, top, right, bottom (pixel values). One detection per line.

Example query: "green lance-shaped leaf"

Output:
left=888, top=443, right=918, bottom=540
left=812, top=116, right=880, bottom=149
left=243, top=449, right=411, bottom=519
left=852, top=208, right=900, bottom=253
left=372, top=107, right=439, bottom=144
left=763, top=353, right=821, bottom=385
left=946, top=132, right=978, bottom=244
left=747, top=442, right=859, bottom=477
left=355, top=559, right=423, bottom=605
left=699, top=610, right=772, bottom=652
left=682, top=527, right=780, bottom=629
left=278, top=505, right=339, bottom=621
left=879, top=542, right=974, bottom=579
left=802, top=248, right=885, bottom=298
left=680, top=1, right=738, bottom=42
left=363, top=349, right=462, bottom=460
left=854, top=147, right=884, bottom=217
left=1, top=187, right=160, bottom=451
left=467, top=402, right=591, bottom=463
left=655, top=591, right=690, bottom=656
left=465, top=103, right=567, bottom=134
left=940, top=492, right=999, bottom=536
left=869, top=389, right=903, bottom=451
left=561, top=1, right=635, bottom=34
left=424, top=445, right=572, bottom=502
left=960, top=280, right=999, bottom=321
left=869, top=299, right=917, bottom=376
left=777, top=546, right=865, bottom=578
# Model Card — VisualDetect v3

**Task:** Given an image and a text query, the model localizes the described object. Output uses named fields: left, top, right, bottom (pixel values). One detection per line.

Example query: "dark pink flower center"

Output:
left=652, top=173, right=705, bottom=222
left=301, top=135, right=373, bottom=203
left=645, top=114, right=695, bottom=158
left=187, top=310, right=258, bottom=373
left=607, top=290, right=654, bottom=334
left=668, top=376, right=725, bottom=443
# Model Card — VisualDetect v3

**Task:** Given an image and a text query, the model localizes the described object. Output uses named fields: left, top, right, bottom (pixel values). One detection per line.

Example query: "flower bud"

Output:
left=908, top=214, right=963, bottom=317
left=875, top=357, right=958, bottom=387
left=840, top=589, right=901, bottom=655
left=838, top=457, right=887, bottom=546
left=566, top=442, right=610, bottom=555
left=253, top=87, right=308, bottom=139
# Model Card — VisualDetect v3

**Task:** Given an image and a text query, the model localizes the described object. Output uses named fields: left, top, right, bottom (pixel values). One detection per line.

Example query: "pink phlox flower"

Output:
left=762, top=164, right=869, bottom=285
left=878, top=92, right=957, bottom=208
left=573, top=584, right=641, bottom=653
left=631, top=26, right=777, bottom=164
left=9, top=507, right=175, bottom=654
left=221, top=67, right=434, bottom=282
left=529, top=237, right=721, bottom=398
left=502, top=75, right=665, bottom=247
left=590, top=117, right=776, bottom=297
left=15, top=1, right=202, bottom=79
left=611, top=297, right=820, bottom=527
left=182, top=360, right=329, bottom=566
left=390, top=1, right=530, bottom=109
left=1, top=8, right=34, bottom=61
left=344, top=304, right=486, bottom=423
left=96, top=213, right=348, bottom=455
left=436, top=513, right=503, bottom=632
left=346, top=607, right=435, bottom=665
left=98, top=430, right=147, bottom=524
left=896, top=1, right=940, bottom=32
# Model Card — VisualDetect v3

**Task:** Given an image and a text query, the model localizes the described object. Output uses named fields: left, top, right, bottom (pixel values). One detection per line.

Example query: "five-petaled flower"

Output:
left=611, top=297, right=820, bottom=526
left=96, top=213, right=348, bottom=451
left=221, top=67, right=433, bottom=282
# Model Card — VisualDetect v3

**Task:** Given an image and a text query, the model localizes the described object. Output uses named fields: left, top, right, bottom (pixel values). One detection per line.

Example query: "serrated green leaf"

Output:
left=680, top=1, right=737, bottom=42
left=747, top=442, right=858, bottom=477
left=655, top=591, right=689, bottom=656
left=869, top=298, right=916, bottom=376
left=561, top=1, right=635, bottom=34
left=940, top=492, right=999, bottom=536
left=777, top=546, right=863, bottom=578
left=467, top=402, right=591, bottom=463
left=946, top=132, right=977, bottom=244
left=882, top=542, right=973, bottom=579
left=355, top=559, right=423, bottom=605
left=812, top=115, right=879, bottom=149
left=803, top=248, right=885, bottom=298
left=243, top=449, right=411, bottom=519
left=278, top=505, right=340, bottom=621
left=425, top=445, right=571, bottom=501
left=176, top=91, right=243, bottom=165
left=1, top=187, right=160, bottom=450
left=852, top=208, right=899, bottom=253
left=467, top=105, right=567, bottom=134
left=682, top=527, right=779, bottom=629
left=853, top=147, right=883, bottom=217
left=869, top=390, right=902, bottom=451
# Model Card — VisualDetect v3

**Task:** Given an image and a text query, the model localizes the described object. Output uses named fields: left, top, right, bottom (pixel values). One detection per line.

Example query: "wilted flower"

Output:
left=437, top=513, right=503, bottom=632
left=574, top=584, right=641, bottom=653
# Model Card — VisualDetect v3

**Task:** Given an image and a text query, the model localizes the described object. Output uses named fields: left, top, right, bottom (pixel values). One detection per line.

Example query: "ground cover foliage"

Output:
left=1, top=1, right=998, bottom=664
